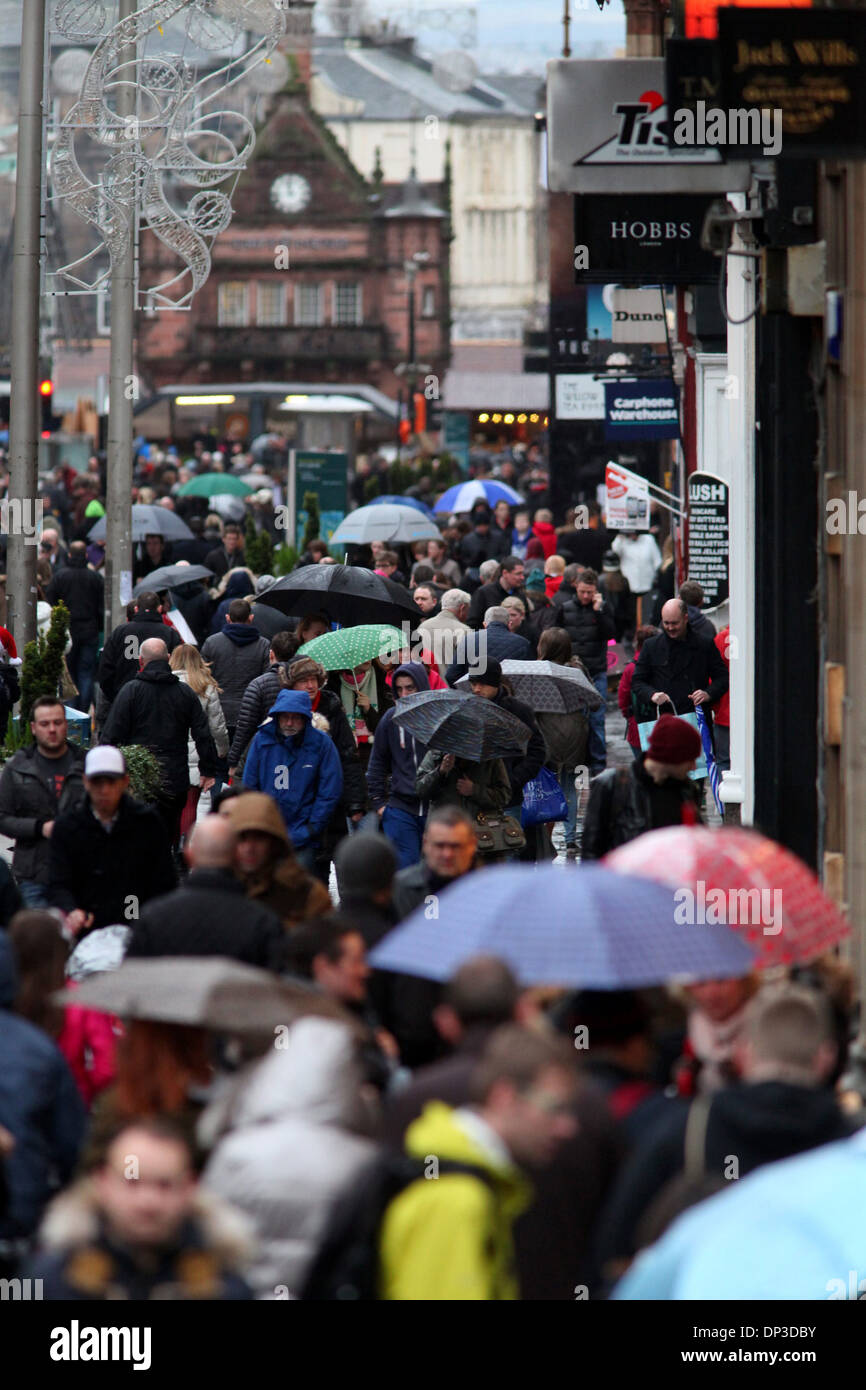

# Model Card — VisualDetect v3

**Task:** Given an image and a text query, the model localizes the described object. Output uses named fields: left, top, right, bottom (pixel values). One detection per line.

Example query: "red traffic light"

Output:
left=39, top=379, right=53, bottom=397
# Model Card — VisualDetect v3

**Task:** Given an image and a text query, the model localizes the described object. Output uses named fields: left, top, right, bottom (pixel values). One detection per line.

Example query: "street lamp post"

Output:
left=8, top=0, right=48, bottom=651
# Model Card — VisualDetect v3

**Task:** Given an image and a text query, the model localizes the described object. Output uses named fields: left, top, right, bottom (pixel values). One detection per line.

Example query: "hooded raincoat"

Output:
left=241, top=690, right=343, bottom=848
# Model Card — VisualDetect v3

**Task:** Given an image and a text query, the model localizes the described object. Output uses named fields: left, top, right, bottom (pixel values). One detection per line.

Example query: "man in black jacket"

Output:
left=0, top=697, right=85, bottom=906
left=47, top=746, right=177, bottom=933
left=631, top=598, right=728, bottom=719
left=466, top=658, right=546, bottom=859
left=97, top=590, right=182, bottom=706
left=548, top=566, right=615, bottom=776
left=204, top=522, right=245, bottom=580
left=45, top=541, right=104, bottom=712
left=102, top=638, right=217, bottom=847
left=467, top=555, right=527, bottom=629
left=581, top=714, right=704, bottom=861
left=445, top=608, right=532, bottom=684
left=125, top=816, right=283, bottom=968
left=201, top=599, right=270, bottom=744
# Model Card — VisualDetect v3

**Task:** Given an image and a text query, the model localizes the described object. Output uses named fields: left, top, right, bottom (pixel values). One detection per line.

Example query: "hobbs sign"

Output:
left=574, top=195, right=718, bottom=284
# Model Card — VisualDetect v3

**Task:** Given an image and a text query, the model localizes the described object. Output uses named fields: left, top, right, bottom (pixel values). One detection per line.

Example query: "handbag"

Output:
left=520, top=766, right=568, bottom=827
left=474, top=810, right=526, bottom=855
left=636, top=701, right=708, bottom=781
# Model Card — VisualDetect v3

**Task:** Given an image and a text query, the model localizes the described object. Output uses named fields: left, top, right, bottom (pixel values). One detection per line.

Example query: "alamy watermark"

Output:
left=674, top=880, right=783, bottom=936
left=672, top=101, right=783, bottom=158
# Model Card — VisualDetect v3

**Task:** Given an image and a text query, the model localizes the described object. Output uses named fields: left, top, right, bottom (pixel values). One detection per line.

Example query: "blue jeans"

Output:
left=16, top=879, right=49, bottom=908
left=294, top=843, right=318, bottom=873
left=68, top=637, right=99, bottom=713
left=382, top=804, right=426, bottom=870
left=557, top=768, right=578, bottom=847
left=588, top=671, right=608, bottom=771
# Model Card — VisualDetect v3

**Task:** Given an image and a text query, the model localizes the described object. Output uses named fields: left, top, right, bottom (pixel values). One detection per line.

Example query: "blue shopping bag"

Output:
left=637, top=708, right=708, bottom=780
left=521, top=766, right=569, bottom=827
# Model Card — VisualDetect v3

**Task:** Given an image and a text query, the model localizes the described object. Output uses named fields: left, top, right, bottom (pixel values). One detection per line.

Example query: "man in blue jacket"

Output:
left=242, top=689, right=343, bottom=873
left=366, top=661, right=430, bottom=869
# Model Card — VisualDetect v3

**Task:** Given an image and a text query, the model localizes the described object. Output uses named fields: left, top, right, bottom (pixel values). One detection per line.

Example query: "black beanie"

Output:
left=335, top=832, right=397, bottom=899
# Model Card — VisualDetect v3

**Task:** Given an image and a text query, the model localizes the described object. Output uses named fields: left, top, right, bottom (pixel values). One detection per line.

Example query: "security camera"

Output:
left=700, top=199, right=736, bottom=256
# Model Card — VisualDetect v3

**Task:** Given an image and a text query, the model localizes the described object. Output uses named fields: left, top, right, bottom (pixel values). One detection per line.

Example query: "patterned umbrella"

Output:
left=434, top=479, right=525, bottom=514
left=605, top=827, right=850, bottom=969
left=392, top=689, right=529, bottom=761
left=456, top=659, right=603, bottom=713
left=298, top=624, right=408, bottom=671
left=329, top=503, right=440, bottom=545
left=368, top=865, right=755, bottom=987
left=176, top=472, right=253, bottom=498
left=261, top=564, right=421, bottom=630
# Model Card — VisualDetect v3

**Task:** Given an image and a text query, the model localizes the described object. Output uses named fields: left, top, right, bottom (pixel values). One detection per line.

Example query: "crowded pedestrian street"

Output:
left=0, top=0, right=864, bottom=1368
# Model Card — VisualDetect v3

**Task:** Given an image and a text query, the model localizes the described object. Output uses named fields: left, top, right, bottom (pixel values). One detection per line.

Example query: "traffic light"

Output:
left=398, top=417, right=411, bottom=445
left=39, top=377, right=55, bottom=436
left=413, top=391, right=426, bottom=435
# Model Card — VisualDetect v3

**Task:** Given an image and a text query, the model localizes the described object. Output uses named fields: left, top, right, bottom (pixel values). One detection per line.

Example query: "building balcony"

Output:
left=191, top=323, right=389, bottom=363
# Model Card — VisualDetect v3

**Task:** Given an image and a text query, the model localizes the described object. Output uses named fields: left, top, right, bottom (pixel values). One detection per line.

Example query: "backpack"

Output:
left=299, top=1151, right=497, bottom=1301
left=633, top=1097, right=728, bottom=1250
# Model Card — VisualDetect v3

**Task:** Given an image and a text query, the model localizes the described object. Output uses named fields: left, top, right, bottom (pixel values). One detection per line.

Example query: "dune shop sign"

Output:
left=546, top=59, right=752, bottom=194
left=604, top=379, right=680, bottom=441
left=573, top=195, right=719, bottom=284
left=687, top=471, right=730, bottom=609
left=717, top=8, right=866, bottom=156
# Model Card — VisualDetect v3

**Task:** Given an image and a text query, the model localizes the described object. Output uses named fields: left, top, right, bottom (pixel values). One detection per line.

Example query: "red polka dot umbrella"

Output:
left=604, top=826, right=850, bottom=969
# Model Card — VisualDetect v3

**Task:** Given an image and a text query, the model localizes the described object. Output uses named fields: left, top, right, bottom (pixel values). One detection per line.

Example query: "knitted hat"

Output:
left=468, top=657, right=502, bottom=687
left=647, top=713, right=702, bottom=765
left=335, top=832, right=397, bottom=899
left=525, top=566, right=545, bottom=592
left=602, top=549, right=620, bottom=572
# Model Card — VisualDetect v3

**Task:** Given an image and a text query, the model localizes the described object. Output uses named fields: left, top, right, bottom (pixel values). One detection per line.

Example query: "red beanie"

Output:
left=647, top=713, right=702, bottom=765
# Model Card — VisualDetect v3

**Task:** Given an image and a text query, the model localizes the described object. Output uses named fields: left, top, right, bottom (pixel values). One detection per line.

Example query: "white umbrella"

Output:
left=329, top=503, right=441, bottom=546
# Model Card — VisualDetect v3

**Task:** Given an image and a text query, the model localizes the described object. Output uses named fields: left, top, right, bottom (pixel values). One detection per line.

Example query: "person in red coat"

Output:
left=532, top=508, right=558, bottom=560
left=712, top=626, right=731, bottom=772
left=618, top=625, right=660, bottom=757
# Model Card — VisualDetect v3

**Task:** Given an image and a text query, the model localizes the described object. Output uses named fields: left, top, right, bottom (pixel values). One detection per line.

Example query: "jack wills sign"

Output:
left=574, top=195, right=718, bottom=284
left=718, top=8, right=866, bottom=155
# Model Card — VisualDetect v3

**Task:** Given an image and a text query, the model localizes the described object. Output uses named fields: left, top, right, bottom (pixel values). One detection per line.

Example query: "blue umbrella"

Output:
left=369, top=865, right=756, bottom=987
left=368, top=494, right=436, bottom=519
left=393, top=689, right=530, bottom=761
left=434, top=479, right=525, bottom=514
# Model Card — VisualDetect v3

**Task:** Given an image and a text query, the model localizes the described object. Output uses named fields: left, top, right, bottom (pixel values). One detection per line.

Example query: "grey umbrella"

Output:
left=329, top=503, right=441, bottom=546
left=88, top=505, right=193, bottom=542
left=456, top=659, right=604, bottom=713
left=132, top=563, right=213, bottom=597
left=53, top=957, right=350, bottom=1033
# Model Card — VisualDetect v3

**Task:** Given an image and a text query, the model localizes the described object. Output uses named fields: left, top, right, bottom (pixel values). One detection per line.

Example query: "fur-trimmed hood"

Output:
left=38, top=1177, right=256, bottom=1271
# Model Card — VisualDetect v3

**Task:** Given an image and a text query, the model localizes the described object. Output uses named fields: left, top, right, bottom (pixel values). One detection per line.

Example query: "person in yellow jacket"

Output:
left=379, top=1026, right=578, bottom=1300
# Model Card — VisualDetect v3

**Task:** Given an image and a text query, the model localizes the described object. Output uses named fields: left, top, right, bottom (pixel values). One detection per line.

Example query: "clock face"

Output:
left=270, top=174, right=311, bottom=215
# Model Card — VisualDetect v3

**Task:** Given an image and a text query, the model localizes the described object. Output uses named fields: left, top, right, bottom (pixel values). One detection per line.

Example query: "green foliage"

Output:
left=244, top=514, right=274, bottom=576
left=19, top=601, right=70, bottom=728
left=301, top=490, right=321, bottom=552
left=120, top=744, right=164, bottom=804
left=273, top=543, right=299, bottom=576
left=363, top=475, right=382, bottom=502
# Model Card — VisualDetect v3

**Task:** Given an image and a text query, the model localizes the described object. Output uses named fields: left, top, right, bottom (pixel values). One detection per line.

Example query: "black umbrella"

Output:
left=260, top=564, right=421, bottom=631
left=133, top=563, right=214, bottom=597
left=392, top=689, right=530, bottom=761
left=250, top=601, right=296, bottom=640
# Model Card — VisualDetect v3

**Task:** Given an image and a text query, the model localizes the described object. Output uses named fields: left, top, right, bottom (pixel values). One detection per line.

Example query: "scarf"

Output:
left=688, top=1000, right=751, bottom=1094
left=339, top=667, right=379, bottom=742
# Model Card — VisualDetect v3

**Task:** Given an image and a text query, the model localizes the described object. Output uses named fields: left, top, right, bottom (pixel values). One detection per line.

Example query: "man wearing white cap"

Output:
left=47, top=746, right=177, bottom=937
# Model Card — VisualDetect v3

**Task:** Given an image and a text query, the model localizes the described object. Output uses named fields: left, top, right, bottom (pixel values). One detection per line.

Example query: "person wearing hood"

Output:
left=242, top=689, right=343, bottom=872
left=366, top=662, right=430, bottom=870
left=209, top=568, right=257, bottom=636
left=102, top=638, right=218, bottom=849
left=600, top=985, right=854, bottom=1288
left=0, top=930, right=85, bottom=1253
left=201, top=598, right=271, bottom=745
left=202, top=1016, right=377, bottom=1299
left=219, top=791, right=331, bottom=930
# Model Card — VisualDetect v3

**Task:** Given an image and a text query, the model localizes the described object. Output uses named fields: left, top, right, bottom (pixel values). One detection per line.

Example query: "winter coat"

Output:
left=125, top=868, right=284, bottom=968
left=531, top=521, right=557, bottom=560
left=242, top=690, right=344, bottom=849
left=549, top=590, right=615, bottom=675
left=174, top=670, right=229, bottom=787
left=444, top=623, right=532, bottom=685
left=209, top=570, right=257, bottom=636
left=618, top=659, right=639, bottom=750
left=713, top=628, right=730, bottom=728
left=98, top=609, right=182, bottom=703
left=102, top=660, right=218, bottom=799
left=379, top=1101, right=533, bottom=1300
left=611, top=533, right=662, bottom=594
left=0, top=743, right=85, bottom=883
left=415, top=749, right=511, bottom=816
left=0, top=934, right=86, bottom=1240
left=0, top=658, right=19, bottom=739
left=366, top=661, right=430, bottom=815
left=219, top=791, right=332, bottom=930
left=467, top=580, right=527, bottom=630
left=203, top=1017, right=377, bottom=1298
left=204, top=543, right=246, bottom=581
left=581, top=756, right=704, bottom=861
left=231, top=674, right=366, bottom=813
left=687, top=604, right=716, bottom=643
left=47, top=793, right=177, bottom=929
left=46, top=555, right=104, bottom=642
left=417, top=609, right=471, bottom=676
left=201, top=625, right=271, bottom=729
left=631, top=627, right=729, bottom=717
left=491, top=688, right=546, bottom=805
left=23, top=1180, right=253, bottom=1300
left=598, top=1081, right=854, bottom=1267
left=57, top=996, right=118, bottom=1109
